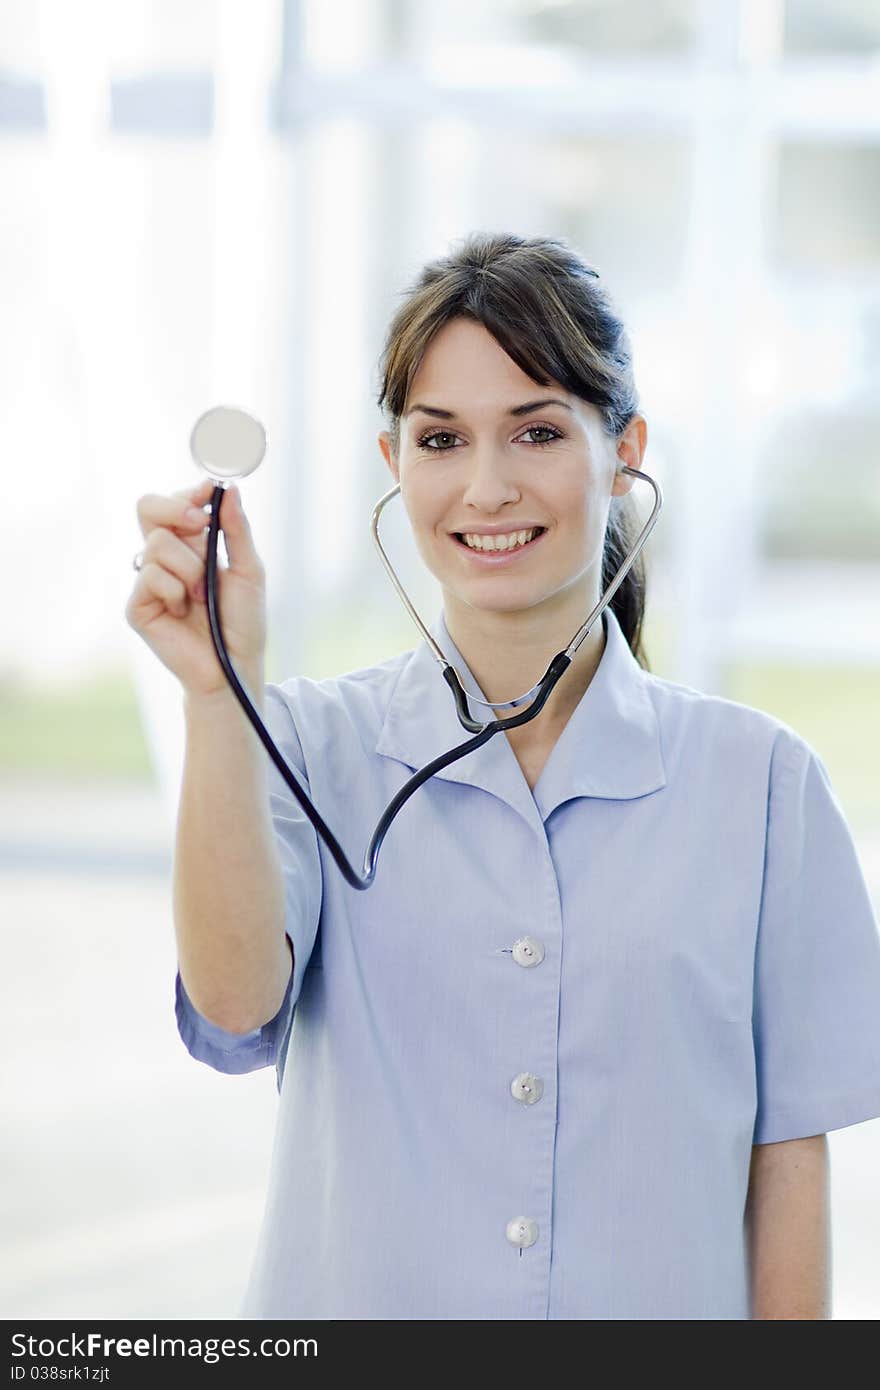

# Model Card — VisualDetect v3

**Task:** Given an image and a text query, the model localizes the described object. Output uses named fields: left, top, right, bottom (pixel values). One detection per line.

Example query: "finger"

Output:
left=217, top=485, right=262, bottom=578
left=141, top=528, right=207, bottom=601
left=170, top=477, right=218, bottom=520
left=137, top=560, right=189, bottom=619
left=137, top=484, right=216, bottom=542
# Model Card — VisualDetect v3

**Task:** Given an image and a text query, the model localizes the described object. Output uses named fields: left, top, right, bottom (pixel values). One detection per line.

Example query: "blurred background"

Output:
left=2, top=0, right=878, bottom=1320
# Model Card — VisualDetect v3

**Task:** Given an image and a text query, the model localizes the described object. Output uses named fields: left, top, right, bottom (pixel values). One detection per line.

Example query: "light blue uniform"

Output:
left=175, top=603, right=880, bottom=1320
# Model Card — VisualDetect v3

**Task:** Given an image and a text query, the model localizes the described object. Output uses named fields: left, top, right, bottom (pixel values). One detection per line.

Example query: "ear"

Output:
left=611, top=414, right=648, bottom=497
left=378, top=430, right=399, bottom=482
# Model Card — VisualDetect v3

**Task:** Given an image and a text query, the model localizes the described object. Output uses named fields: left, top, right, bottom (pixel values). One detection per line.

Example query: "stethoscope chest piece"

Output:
left=190, top=404, right=267, bottom=483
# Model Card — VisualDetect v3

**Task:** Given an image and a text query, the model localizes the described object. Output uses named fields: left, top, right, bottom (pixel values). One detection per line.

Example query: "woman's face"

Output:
left=378, top=317, right=645, bottom=622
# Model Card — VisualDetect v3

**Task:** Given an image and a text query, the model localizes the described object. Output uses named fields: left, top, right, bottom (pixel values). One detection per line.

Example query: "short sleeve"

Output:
left=752, top=729, right=880, bottom=1143
left=175, top=678, right=324, bottom=1078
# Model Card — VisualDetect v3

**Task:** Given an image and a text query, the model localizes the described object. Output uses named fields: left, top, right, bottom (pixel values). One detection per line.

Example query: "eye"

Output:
left=416, top=429, right=459, bottom=451
left=520, top=425, right=563, bottom=446
left=415, top=424, right=564, bottom=451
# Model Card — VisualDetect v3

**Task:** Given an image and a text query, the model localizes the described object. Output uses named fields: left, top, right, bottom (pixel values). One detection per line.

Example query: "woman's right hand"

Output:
left=125, top=477, right=267, bottom=699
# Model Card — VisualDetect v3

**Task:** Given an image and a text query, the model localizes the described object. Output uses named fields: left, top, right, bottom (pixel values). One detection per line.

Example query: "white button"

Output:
left=510, top=1072, right=544, bottom=1105
left=512, top=936, right=545, bottom=967
left=506, top=1216, right=538, bottom=1248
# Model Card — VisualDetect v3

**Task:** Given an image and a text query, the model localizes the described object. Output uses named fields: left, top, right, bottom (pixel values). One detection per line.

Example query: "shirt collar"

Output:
left=374, top=602, right=667, bottom=828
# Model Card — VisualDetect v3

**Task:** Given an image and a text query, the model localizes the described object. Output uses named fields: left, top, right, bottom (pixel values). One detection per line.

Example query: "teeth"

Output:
left=462, top=528, right=540, bottom=552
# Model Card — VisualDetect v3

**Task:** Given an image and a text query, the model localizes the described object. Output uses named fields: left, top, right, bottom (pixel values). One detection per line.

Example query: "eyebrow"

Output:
left=405, top=397, right=573, bottom=419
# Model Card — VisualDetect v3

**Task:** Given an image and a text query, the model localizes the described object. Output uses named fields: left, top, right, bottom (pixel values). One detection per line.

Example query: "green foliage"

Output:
left=0, top=666, right=152, bottom=779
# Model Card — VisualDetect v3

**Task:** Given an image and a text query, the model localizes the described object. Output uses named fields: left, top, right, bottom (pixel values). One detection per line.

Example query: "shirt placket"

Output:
left=502, top=822, right=563, bottom=1319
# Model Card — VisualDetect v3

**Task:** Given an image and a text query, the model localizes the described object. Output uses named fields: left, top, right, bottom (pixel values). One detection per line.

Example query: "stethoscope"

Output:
left=190, top=403, right=663, bottom=890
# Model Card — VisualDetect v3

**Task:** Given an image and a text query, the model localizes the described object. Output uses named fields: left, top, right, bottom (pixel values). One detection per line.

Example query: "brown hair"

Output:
left=375, top=231, right=651, bottom=668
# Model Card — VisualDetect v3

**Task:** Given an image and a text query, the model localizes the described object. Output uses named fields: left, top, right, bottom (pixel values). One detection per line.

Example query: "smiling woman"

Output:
left=169, top=231, right=880, bottom=1322
left=372, top=242, right=652, bottom=761
left=374, top=236, right=651, bottom=694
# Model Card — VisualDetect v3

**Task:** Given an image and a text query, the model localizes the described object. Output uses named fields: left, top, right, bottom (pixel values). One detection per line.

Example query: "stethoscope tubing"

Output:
left=203, top=464, right=661, bottom=890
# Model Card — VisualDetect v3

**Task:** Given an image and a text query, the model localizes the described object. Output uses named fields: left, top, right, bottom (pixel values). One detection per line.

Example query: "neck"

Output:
left=440, top=594, right=608, bottom=732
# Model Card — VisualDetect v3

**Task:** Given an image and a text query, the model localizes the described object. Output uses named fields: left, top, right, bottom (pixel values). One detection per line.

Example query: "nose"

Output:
left=459, top=449, right=522, bottom=514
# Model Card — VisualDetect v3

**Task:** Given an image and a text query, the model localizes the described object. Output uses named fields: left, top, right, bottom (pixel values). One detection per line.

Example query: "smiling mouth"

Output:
left=452, top=527, right=547, bottom=551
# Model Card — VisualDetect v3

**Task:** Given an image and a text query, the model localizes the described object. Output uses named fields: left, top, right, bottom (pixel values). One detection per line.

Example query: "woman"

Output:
left=127, top=232, right=880, bottom=1320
